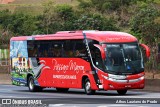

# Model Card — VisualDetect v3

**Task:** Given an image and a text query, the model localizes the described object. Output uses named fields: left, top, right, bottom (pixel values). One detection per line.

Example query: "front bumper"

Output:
left=102, top=78, right=144, bottom=90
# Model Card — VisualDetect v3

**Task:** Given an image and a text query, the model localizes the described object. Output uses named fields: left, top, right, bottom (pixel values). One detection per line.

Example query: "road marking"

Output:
left=107, top=104, right=135, bottom=107
left=98, top=105, right=109, bottom=107
left=0, top=89, right=12, bottom=92
left=138, top=106, right=151, bottom=107
left=50, top=104, right=65, bottom=106
left=108, top=104, right=136, bottom=107
left=97, top=104, right=150, bottom=107
left=0, top=95, right=28, bottom=98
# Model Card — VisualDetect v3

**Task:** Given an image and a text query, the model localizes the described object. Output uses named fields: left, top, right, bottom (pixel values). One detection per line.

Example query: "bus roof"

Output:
left=10, top=30, right=137, bottom=43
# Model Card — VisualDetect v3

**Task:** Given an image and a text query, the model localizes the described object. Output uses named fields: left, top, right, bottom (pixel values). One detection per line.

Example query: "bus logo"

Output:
left=2, top=99, right=11, bottom=104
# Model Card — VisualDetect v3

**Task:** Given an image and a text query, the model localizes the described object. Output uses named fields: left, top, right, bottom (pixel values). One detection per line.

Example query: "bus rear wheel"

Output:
left=56, top=88, right=69, bottom=92
left=84, top=79, right=95, bottom=95
left=28, top=76, right=43, bottom=92
left=117, top=90, right=127, bottom=95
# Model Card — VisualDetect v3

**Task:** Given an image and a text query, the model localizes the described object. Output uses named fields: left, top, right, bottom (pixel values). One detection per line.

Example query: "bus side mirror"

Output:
left=93, top=44, right=106, bottom=59
left=140, top=44, right=150, bottom=58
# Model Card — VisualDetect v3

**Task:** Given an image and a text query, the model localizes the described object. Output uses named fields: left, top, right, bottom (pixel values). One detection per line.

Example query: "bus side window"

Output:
left=73, top=40, right=89, bottom=60
left=52, top=42, right=63, bottom=57
left=27, top=41, right=38, bottom=57
left=63, top=40, right=88, bottom=60
left=63, top=40, right=73, bottom=57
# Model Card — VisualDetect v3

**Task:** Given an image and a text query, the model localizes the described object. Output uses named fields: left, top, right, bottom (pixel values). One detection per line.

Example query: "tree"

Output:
left=41, top=0, right=55, bottom=34
left=0, top=10, right=39, bottom=36
left=78, top=0, right=135, bottom=13
left=54, top=4, right=76, bottom=31
left=0, top=28, right=14, bottom=49
left=130, top=5, right=160, bottom=71
left=73, top=13, right=119, bottom=31
left=0, top=10, right=12, bottom=31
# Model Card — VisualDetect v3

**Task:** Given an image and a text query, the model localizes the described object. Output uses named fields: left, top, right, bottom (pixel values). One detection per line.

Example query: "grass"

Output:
left=0, top=0, right=79, bottom=15
left=11, top=0, right=46, bottom=4
left=11, top=0, right=78, bottom=5
left=0, top=4, right=43, bottom=14
left=154, top=0, right=160, bottom=3
left=14, top=5, right=44, bottom=15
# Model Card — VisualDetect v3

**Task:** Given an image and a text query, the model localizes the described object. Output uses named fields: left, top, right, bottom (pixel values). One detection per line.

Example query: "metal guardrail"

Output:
left=0, top=60, right=9, bottom=66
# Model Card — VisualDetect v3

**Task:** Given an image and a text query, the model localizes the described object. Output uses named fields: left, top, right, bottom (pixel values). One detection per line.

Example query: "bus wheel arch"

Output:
left=27, top=74, right=33, bottom=86
left=82, top=76, right=95, bottom=95
left=82, top=76, right=88, bottom=89
left=27, top=74, right=43, bottom=92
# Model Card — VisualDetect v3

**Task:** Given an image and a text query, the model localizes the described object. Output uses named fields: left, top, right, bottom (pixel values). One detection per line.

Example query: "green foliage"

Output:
left=145, top=59, right=153, bottom=70
left=158, top=63, right=160, bottom=70
left=130, top=5, right=160, bottom=71
left=78, top=0, right=136, bottom=13
left=55, top=4, right=74, bottom=20
left=0, top=10, right=39, bottom=35
left=54, top=4, right=77, bottom=31
left=77, top=0, right=92, bottom=8
left=130, top=6, right=160, bottom=44
left=0, top=10, right=12, bottom=29
left=73, top=13, right=119, bottom=31
left=40, top=0, right=56, bottom=34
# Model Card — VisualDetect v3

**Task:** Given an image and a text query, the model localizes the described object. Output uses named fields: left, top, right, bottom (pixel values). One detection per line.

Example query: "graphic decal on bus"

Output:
left=52, top=59, right=85, bottom=73
left=10, top=41, right=42, bottom=86
left=10, top=41, right=28, bottom=58
left=10, top=41, right=28, bottom=85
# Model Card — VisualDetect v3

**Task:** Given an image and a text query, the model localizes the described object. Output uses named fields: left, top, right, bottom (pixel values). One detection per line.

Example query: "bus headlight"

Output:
left=139, top=76, right=144, bottom=80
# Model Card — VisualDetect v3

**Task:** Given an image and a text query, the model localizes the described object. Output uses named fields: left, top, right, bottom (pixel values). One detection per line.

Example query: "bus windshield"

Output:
left=104, top=43, right=144, bottom=75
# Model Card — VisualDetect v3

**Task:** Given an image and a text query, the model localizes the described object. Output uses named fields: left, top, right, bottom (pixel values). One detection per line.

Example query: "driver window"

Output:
left=91, top=47, right=103, bottom=70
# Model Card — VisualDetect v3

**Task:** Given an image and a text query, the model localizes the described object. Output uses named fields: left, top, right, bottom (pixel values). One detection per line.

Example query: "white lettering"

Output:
left=52, top=59, right=85, bottom=73
left=127, top=100, right=141, bottom=103
left=53, top=75, right=76, bottom=79
left=147, top=100, right=157, bottom=104
left=116, top=100, right=126, bottom=103
left=28, top=100, right=42, bottom=105
left=106, top=36, right=132, bottom=41
left=12, top=99, right=27, bottom=105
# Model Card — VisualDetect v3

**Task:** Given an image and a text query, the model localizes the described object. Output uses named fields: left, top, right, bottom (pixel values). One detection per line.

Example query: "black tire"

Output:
left=84, top=78, right=95, bottom=95
left=117, top=90, right=127, bottom=95
left=28, top=76, right=43, bottom=92
left=56, top=88, right=69, bottom=92
left=36, top=86, right=43, bottom=92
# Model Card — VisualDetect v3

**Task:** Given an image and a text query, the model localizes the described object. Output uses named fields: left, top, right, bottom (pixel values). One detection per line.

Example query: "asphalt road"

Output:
left=0, top=85, right=160, bottom=107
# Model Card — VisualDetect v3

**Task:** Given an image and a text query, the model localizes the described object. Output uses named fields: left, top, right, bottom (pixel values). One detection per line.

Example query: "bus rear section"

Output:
left=10, top=31, right=150, bottom=95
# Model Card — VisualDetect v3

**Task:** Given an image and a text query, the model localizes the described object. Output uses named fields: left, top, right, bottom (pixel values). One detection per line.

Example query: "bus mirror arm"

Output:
left=93, top=44, right=106, bottom=59
left=140, top=44, right=150, bottom=58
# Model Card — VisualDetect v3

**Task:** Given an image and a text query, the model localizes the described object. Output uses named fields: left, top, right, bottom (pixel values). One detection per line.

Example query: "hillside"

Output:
left=0, top=0, right=76, bottom=4
left=11, top=0, right=75, bottom=4
left=0, top=0, right=14, bottom=4
left=0, top=0, right=78, bottom=14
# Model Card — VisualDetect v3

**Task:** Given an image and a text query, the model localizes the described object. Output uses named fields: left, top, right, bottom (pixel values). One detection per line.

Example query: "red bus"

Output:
left=10, top=30, right=150, bottom=95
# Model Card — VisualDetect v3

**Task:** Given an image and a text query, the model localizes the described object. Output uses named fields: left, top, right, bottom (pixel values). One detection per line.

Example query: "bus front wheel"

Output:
left=84, top=79, right=95, bottom=95
left=117, top=90, right=127, bottom=95
left=28, top=76, right=43, bottom=92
